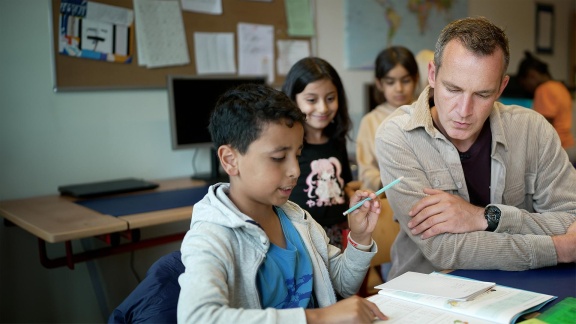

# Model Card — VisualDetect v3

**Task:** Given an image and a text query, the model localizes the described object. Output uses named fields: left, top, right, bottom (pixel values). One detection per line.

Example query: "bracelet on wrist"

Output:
left=347, top=235, right=373, bottom=251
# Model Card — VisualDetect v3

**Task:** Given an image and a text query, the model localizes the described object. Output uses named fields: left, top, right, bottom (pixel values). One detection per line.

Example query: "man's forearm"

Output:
left=552, top=232, right=576, bottom=263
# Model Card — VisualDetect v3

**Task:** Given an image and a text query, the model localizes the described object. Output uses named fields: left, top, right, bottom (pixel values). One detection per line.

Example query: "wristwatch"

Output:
left=484, top=205, right=501, bottom=232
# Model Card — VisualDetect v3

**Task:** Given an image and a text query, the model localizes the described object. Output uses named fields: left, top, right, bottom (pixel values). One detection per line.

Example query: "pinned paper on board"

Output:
left=194, top=32, right=236, bottom=74
left=134, top=0, right=190, bottom=69
left=276, top=40, right=310, bottom=75
left=180, top=0, right=222, bottom=15
left=59, top=0, right=134, bottom=63
left=237, top=23, right=274, bottom=83
left=284, top=0, right=315, bottom=37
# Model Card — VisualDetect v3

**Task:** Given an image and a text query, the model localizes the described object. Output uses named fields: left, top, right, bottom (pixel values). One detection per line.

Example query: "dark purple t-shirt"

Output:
left=458, top=120, right=492, bottom=207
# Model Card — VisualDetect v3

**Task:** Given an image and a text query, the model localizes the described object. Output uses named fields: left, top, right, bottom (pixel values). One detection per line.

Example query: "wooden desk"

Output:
left=0, top=177, right=206, bottom=269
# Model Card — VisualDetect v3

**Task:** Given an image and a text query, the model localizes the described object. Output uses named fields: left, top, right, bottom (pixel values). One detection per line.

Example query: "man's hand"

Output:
left=305, top=295, right=388, bottom=323
left=408, top=188, right=486, bottom=239
left=347, top=190, right=381, bottom=245
left=552, top=221, right=576, bottom=263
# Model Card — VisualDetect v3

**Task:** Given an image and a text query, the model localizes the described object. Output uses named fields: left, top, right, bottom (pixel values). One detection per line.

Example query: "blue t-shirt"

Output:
left=256, top=207, right=314, bottom=309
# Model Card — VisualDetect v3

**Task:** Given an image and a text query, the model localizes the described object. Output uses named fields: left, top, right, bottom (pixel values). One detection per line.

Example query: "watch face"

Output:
left=487, top=213, right=497, bottom=223
left=485, top=206, right=501, bottom=230
left=488, top=206, right=500, bottom=219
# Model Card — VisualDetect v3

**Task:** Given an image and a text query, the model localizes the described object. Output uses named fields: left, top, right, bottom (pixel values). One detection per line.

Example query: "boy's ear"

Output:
left=218, top=145, right=239, bottom=176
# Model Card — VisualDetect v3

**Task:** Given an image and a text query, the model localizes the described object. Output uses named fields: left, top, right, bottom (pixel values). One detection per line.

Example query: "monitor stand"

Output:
left=191, top=147, right=229, bottom=185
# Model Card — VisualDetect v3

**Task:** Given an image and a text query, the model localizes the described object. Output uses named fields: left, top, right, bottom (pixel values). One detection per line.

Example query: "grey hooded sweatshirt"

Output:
left=177, top=183, right=376, bottom=323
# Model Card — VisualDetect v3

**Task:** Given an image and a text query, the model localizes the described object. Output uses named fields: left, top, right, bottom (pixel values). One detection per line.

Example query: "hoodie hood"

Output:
left=191, top=183, right=309, bottom=231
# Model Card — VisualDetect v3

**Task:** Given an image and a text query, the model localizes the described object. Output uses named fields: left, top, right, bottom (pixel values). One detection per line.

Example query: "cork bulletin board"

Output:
left=51, top=0, right=312, bottom=91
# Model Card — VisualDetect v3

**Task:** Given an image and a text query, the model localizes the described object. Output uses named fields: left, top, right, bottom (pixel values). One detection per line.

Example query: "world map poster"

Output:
left=344, top=0, right=468, bottom=69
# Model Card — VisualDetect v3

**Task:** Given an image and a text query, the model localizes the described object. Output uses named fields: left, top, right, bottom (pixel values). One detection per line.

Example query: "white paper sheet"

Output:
left=134, top=0, right=190, bottom=68
left=133, top=0, right=148, bottom=65
left=180, top=0, right=222, bottom=15
left=86, top=1, right=134, bottom=26
left=81, top=19, right=113, bottom=54
left=276, top=40, right=310, bottom=75
left=114, top=25, right=129, bottom=56
left=368, top=294, right=495, bottom=324
left=375, top=271, right=495, bottom=301
left=194, top=32, right=236, bottom=74
left=237, top=23, right=274, bottom=83
left=374, top=273, right=555, bottom=324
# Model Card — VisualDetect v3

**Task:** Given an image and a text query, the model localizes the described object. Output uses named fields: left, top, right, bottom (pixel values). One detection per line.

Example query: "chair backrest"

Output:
left=108, top=251, right=184, bottom=324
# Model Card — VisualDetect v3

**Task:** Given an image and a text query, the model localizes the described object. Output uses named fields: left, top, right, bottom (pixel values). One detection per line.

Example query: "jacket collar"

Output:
left=193, top=183, right=310, bottom=231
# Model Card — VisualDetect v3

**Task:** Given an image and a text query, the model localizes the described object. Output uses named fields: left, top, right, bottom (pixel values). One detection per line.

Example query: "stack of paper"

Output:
left=376, top=271, right=496, bottom=301
left=369, top=272, right=556, bottom=324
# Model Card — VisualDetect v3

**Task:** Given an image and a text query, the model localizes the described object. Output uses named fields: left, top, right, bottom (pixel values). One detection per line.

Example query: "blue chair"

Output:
left=109, top=251, right=184, bottom=324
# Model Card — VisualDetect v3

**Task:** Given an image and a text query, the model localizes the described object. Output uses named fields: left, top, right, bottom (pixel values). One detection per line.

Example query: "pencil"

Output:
left=342, top=176, right=404, bottom=216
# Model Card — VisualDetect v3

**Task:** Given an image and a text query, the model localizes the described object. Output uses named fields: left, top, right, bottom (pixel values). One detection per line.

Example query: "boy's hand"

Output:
left=347, top=190, right=381, bottom=245
left=305, top=295, right=388, bottom=323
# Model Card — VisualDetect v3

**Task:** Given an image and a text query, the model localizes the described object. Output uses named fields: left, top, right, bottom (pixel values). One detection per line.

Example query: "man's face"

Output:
left=428, top=40, right=509, bottom=151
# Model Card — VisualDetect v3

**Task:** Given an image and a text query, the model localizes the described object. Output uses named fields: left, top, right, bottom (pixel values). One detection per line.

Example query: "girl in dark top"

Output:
left=282, top=57, right=353, bottom=249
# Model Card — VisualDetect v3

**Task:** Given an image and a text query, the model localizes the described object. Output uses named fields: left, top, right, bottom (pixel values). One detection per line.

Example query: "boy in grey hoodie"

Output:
left=177, top=84, right=388, bottom=323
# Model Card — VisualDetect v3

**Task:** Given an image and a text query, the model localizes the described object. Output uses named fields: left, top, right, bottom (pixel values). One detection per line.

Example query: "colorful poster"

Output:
left=59, top=0, right=134, bottom=63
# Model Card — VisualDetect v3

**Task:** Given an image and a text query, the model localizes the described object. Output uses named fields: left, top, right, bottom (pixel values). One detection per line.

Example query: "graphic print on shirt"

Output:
left=304, top=157, right=345, bottom=207
left=274, top=274, right=313, bottom=308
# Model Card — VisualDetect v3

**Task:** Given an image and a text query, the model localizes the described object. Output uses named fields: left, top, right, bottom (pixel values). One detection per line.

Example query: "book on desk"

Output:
left=369, top=271, right=556, bottom=324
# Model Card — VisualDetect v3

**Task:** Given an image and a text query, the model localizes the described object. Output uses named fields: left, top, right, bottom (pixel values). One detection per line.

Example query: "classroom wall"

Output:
left=0, top=0, right=574, bottom=322
left=318, top=0, right=575, bottom=145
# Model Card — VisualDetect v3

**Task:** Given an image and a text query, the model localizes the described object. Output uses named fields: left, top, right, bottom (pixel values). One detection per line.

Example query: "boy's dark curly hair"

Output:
left=209, top=83, right=306, bottom=154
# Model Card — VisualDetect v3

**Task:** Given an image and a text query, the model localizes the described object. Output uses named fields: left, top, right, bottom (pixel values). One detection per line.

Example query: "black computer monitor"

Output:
left=167, top=75, right=267, bottom=183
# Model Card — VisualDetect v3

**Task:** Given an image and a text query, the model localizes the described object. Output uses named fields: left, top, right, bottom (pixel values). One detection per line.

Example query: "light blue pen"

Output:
left=342, top=176, right=404, bottom=216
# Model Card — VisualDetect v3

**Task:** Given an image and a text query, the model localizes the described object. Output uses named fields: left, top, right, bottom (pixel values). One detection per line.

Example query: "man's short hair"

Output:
left=434, top=16, right=510, bottom=76
left=209, top=83, right=306, bottom=154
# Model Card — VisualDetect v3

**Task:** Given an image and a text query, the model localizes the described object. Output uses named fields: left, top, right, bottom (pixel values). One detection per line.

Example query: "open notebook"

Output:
left=58, top=178, right=159, bottom=198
